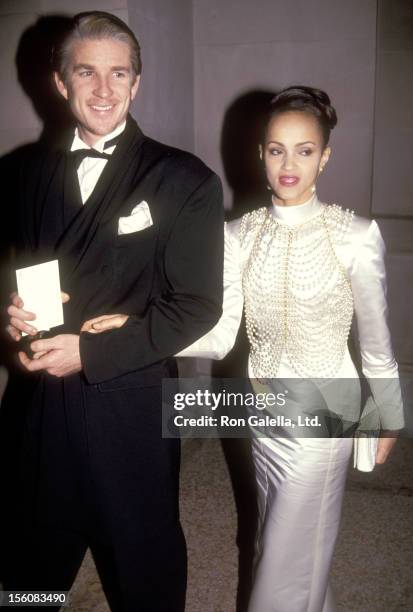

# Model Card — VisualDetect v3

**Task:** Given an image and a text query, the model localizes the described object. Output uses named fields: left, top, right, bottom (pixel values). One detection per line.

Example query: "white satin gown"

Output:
left=178, top=194, right=404, bottom=612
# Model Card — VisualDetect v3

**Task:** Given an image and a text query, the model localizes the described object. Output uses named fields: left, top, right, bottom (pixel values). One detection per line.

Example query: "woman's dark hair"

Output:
left=264, top=86, right=337, bottom=147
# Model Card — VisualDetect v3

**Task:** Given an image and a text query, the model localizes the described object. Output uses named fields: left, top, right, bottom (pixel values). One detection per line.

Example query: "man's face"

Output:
left=54, top=37, right=140, bottom=146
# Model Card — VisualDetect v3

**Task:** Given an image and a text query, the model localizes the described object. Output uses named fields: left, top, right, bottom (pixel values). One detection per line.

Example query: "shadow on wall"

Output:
left=16, top=14, right=75, bottom=144
left=214, top=88, right=279, bottom=403
left=0, top=16, right=75, bottom=584
left=0, top=15, right=75, bottom=367
left=213, top=89, right=278, bottom=612
left=220, top=89, right=276, bottom=220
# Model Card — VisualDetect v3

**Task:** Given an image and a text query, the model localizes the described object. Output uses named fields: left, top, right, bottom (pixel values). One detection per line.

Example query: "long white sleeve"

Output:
left=176, top=222, right=243, bottom=359
left=350, top=220, right=404, bottom=430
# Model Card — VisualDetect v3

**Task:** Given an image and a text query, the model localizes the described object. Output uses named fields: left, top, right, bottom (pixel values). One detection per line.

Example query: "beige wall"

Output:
left=0, top=7, right=44, bottom=154
left=373, top=0, right=413, bottom=369
left=128, top=0, right=194, bottom=151
left=193, top=0, right=377, bottom=217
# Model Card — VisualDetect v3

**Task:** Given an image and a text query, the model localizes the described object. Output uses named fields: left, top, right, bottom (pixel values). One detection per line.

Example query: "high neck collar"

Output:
left=71, top=121, right=126, bottom=153
left=271, top=193, right=324, bottom=225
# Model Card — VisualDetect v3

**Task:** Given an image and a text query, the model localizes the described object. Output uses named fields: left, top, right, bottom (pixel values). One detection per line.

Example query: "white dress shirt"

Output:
left=70, top=121, right=126, bottom=204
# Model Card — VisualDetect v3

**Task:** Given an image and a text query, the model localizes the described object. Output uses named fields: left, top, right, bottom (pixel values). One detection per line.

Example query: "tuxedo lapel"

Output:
left=62, top=153, right=83, bottom=229
left=21, top=147, right=65, bottom=257
left=55, top=116, right=145, bottom=282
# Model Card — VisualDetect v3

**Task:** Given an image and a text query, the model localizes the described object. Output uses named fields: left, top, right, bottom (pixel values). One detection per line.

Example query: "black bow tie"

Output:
left=71, top=133, right=122, bottom=169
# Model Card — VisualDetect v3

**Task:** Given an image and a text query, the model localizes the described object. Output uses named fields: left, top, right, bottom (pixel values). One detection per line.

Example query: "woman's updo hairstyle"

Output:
left=265, top=86, right=337, bottom=148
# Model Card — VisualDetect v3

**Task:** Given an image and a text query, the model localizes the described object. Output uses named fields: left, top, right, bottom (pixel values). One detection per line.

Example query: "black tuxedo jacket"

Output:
left=1, top=116, right=224, bottom=540
left=9, top=115, right=224, bottom=382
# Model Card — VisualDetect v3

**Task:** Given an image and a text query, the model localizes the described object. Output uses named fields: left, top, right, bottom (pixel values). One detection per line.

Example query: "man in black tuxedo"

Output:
left=3, top=11, right=223, bottom=611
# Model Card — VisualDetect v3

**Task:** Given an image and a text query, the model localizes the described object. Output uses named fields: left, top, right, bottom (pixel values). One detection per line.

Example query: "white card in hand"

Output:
left=16, top=260, right=64, bottom=334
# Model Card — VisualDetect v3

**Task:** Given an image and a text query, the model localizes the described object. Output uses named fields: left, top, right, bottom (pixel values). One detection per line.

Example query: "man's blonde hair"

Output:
left=53, top=11, right=142, bottom=82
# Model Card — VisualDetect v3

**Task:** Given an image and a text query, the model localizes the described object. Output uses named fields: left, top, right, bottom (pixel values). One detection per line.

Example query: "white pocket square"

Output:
left=117, top=201, right=153, bottom=235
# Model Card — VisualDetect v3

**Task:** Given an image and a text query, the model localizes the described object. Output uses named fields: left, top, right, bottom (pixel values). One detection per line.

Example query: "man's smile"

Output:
left=89, top=104, right=115, bottom=112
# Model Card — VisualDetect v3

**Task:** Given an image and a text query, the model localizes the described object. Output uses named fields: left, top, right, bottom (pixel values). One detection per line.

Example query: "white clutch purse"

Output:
left=353, top=431, right=379, bottom=472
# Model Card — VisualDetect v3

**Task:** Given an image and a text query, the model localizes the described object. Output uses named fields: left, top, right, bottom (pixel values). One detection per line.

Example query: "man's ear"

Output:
left=130, top=74, right=141, bottom=101
left=54, top=72, right=68, bottom=100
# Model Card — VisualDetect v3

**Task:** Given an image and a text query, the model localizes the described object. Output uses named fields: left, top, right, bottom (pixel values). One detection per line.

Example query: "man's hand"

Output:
left=81, top=314, right=129, bottom=333
left=376, top=432, right=398, bottom=465
left=6, top=292, right=37, bottom=340
left=6, top=291, right=70, bottom=342
left=18, top=334, right=81, bottom=377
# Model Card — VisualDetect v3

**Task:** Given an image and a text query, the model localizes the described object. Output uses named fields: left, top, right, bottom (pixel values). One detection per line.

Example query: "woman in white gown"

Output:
left=82, top=86, right=404, bottom=612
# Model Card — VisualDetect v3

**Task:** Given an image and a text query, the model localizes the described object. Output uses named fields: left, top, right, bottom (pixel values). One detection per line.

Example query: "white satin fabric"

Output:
left=178, top=194, right=404, bottom=431
left=178, top=195, right=404, bottom=612
left=248, top=436, right=353, bottom=612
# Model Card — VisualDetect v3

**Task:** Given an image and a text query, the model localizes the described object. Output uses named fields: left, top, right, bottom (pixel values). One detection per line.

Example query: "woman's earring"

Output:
left=311, top=165, right=325, bottom=193
left=266, top=184, right=272, bottom=191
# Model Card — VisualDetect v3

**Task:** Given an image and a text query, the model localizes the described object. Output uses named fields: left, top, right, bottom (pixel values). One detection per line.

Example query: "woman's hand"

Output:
left=81, top=314, right=129, bottom=334
left=376, top=431, right=398, bottom=464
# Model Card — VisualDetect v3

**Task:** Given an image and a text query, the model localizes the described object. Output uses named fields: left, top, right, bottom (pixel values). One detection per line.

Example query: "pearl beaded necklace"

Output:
left=240, top=203, right=354, bottom=378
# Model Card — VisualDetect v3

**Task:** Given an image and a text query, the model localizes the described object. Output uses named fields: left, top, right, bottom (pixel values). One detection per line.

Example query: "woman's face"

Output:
left=260, top=110, right=330, bottom=206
